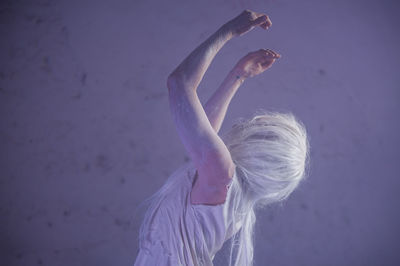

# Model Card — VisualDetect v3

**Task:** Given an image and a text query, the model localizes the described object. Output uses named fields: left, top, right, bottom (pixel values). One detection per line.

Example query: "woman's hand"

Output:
left=224, top=10, right=272, bottom=37
left=234, top=49, right=281, bottom=79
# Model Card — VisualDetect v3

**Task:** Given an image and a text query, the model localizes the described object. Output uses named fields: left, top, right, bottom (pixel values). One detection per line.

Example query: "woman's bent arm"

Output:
left=167, top=10, right=271, bottom=201
left=168, top=25, right=233, bottom=93
left=203, top=67, right=245, bottom=134
left=167, top=24, right=235, bottom=185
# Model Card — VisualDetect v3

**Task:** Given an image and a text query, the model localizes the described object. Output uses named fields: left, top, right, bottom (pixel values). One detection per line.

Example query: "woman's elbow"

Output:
left=167, top=72, right=187, bottom=92
left=167, top=73, right=178, bottom=91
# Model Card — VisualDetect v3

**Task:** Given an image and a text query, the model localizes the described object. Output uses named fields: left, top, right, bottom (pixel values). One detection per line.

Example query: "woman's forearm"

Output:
left=168, top=24, right=233, bottom=92
left=204, top=67, right=245, bottom=133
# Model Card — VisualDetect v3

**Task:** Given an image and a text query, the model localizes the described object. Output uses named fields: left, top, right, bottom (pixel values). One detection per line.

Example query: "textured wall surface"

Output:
left=1, top=0, right=399, bottom=265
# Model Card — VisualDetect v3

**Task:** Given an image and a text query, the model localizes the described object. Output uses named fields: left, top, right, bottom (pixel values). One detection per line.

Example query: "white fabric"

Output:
left=134, top=165, right=243, bottom=266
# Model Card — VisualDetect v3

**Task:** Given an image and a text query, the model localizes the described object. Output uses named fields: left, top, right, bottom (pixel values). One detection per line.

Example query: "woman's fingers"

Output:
left=232, top=10, right=272, bottom=37
left=254, top=12, right=272, bottom=28
left=260, top=22, right=269, bottom=30
left=258, top=48, right=281, bottom=58
left=266, top=49, right=281, bottom=58
left=251, top=15, right=268, bottom=27
left=261, top=17, right=272, bottom=29
left=259, top=49, right=281, bottom=67
left=265, top=48, right=275, bottom=55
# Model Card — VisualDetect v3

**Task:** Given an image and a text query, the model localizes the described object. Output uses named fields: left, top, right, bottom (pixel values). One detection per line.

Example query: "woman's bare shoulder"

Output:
left=190, top=166, right=235, bottom=206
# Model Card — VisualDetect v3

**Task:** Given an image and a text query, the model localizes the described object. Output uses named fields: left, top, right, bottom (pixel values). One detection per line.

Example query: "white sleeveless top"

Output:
left=134, top=163, right=244, bottom=266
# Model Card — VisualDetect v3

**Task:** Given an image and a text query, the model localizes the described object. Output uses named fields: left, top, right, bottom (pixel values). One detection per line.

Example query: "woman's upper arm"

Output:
left=167, top=76, right=235, bottom=185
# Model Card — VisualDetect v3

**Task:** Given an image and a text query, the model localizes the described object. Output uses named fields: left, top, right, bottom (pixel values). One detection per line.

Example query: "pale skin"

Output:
left=167, top=10, right=281, bottom=205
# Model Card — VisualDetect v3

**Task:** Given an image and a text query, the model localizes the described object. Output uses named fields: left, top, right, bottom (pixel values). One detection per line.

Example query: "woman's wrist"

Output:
left=229, top=67, right=246, bottom=84
left=218, top=23, right=235, bottom=41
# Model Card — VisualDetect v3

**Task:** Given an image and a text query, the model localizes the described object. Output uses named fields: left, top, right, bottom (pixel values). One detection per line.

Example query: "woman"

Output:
left=134, top=9, right=310, bottom=266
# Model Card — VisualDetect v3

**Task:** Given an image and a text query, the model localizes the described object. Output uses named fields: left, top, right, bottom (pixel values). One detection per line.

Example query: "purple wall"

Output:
left=1, top=0, right=399, bottom=265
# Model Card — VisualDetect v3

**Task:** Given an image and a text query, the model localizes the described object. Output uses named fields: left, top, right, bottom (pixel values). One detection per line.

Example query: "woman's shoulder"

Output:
left=189, top=164, right=236, bottom=206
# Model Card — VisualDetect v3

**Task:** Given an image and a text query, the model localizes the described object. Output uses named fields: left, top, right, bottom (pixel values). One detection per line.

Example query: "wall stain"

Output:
left=343, top=213, right=351, bottom=225
left=129, top=140, right=136, bottom=149
left=24, top=13, right=36, bottom=22
left=63, top=209, right=71, bottom=217
left=100, top=205, right=108, bottom=212
left=144, top=92, right=166, bottom=101
left=319, top=124, right=325, bottom=133
left=8, top=45, right=23, bottom=60
left=95, top=154, right=112, bottom=172
left=83, top=162, right=91, bottom=172
left=321, top=151, right=345, bottom=159
left=114, top=217, right=131, bottom=230
left=300, top=203, right=309, bottom=211
left=35, top=17, right=44, bottom=25
left=44, top=162, right=54, bottom=172
left=134, top=155, right=149, bottom=167
left=81, top=72, right=87, bottom=86
left=72, top=91, right=82, bottom=100
left=40, top=56, right=51, bottom=73
left=61, top=25, right=69, bottom=38
left=378, top=138, right=383, bottom=147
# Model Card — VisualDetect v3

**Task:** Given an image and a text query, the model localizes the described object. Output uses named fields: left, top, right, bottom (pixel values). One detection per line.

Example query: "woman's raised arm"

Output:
left=167, top=10, right=271, bottom=199
left=204, top=48, right=281, bottom=134
left=203, top=67, right=244, bottom=134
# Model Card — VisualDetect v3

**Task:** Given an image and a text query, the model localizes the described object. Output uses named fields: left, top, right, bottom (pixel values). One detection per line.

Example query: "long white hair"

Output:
left=135, top=110, right=310, bottom=266
left=221, top=110, right=310, bottom=266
